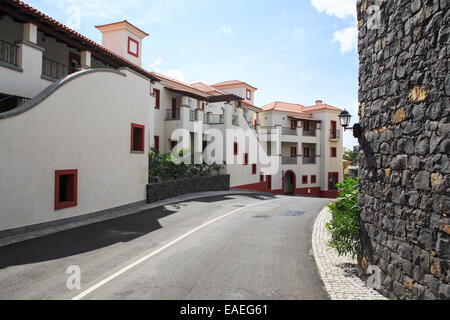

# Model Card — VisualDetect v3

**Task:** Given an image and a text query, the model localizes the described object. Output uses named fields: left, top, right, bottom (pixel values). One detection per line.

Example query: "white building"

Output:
left=0, top=0, right=343, bottom=234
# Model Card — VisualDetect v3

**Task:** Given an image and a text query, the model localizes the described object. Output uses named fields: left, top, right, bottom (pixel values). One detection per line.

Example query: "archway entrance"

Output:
left=283, top=171, right=296, bottom=195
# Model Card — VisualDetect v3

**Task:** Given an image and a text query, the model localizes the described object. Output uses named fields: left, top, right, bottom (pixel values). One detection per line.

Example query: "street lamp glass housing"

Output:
left=338, top=109, right=352, bottom=128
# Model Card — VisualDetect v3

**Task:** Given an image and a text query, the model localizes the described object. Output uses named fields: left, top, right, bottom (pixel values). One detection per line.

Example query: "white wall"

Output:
left=0, top=69, right=151, bottom=231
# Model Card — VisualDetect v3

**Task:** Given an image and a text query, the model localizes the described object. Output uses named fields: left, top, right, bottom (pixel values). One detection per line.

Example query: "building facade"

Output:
left=0, top=0, right=343, bottom=235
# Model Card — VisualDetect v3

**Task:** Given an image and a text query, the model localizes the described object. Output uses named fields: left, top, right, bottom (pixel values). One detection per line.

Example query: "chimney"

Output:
left=95, top=20, right=149, bottom=67
left=315, top=100, right=323, bottom=105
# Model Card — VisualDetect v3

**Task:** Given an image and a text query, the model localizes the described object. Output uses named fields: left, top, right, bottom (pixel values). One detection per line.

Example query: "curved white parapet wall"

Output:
left=0, top=68, right=151, bottom=232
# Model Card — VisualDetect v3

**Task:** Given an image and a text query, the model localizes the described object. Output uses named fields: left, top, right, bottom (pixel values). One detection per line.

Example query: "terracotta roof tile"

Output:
left=212, top=80, right=258, bottom=91
left=95, top=20, right=149, bottom=37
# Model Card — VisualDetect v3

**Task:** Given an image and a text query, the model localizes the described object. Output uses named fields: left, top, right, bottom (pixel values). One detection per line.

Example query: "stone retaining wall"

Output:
left=357, top=0, right=449, bottom=299
left=147, top=175, right=230, bottom=203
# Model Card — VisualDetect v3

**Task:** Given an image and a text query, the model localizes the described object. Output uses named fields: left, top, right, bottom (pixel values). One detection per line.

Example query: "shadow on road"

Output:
left=0, top=193, right=276, bottom=269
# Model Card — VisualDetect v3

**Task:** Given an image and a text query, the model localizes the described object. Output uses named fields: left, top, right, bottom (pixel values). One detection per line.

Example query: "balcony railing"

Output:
left=0, top=95, right=30, bottom=113
left=282, top=127, right=297, bottom=136
left=232, top=115, right=239, bottom=126
left=166, top=108, right=181, bottom=121
left=330, top=130, right=340, bottom=140
left=42, top=56, right=77, bottom=80
left=282, top=157, right=298, bottom=165
left=0, top=40, right=19, bottom=66
left=302, top=157, right=317, bottom=165
left=303, top=130, right=317, bottom=137
left=209, top=114, right=225, bottom=125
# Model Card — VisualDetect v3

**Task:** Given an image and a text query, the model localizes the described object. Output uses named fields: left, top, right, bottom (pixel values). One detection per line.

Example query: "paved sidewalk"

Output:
left=312, top=207, right=388, bottom=300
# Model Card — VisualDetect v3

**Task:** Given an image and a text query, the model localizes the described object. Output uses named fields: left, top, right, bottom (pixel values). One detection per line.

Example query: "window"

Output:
left=291, top=147, right=297, bottom=158
left=291, top=120, right=297, bottom=130
left=244, top=153, right=249, bottom=165
left=234, top=142, right=238, bottom=155
left=131, top=123, right=145, bottom=152
left=127, top=37, right=139, bottom=57
left=267, top=175, right=272, bottom=190
left=331, top=120, right=338, bottom=139
left=331, top=147, right=337, bottom=158
left=153, top=89, right=160, bottom=110
left=303, top=147, right=310, bottom=158
left=260, top=173, right=264, bottom=182
left=154, top=136, right=160, bottom=153
left=202, top=102, right=205, bottom=112
left=246, top=89, right=251, bottom=100
left=302, top=175, right=308, bottom=184
left=311, top=175, right=317, bottom=184
left=55, top=170, right=78, bottom=210
left=304, top=121, right=310, bottom=131
left=252, top=164, right=257, bottom=175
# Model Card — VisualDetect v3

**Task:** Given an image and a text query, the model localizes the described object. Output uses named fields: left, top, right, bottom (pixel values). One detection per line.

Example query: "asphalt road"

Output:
left=0, top=193, right=331, bottom=300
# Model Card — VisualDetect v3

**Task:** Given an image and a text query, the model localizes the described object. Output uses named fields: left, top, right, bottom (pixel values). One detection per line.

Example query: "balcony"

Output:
left=303, top=130, right=317, bottom=137
left=42, top=56, right=77, bottom=80
left=0, top=40, right=18, bottom=66
left=302, top=157, right=317, bottom=165
left=208, top=114, right=225, bottom=125
left=189, top=110, right=197, bottom=121
left=330, top=130, right=340, bottom=140
left=166, top=108, right=181, bottom=121
left=282, top=127, right=297, bottom=136
left=282, top=156, right=298, bottom=165
left=0, top=95, right=30, bottom=113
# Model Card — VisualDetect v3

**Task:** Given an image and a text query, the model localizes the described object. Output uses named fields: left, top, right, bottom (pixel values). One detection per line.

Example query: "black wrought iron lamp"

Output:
left=338, top=109, right=362, bottom=139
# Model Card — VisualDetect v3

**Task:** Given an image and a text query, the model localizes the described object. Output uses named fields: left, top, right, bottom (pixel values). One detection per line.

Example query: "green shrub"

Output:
left=326, top=177, right=359, bottom=258
left=148, top=148, right=223, bottom=183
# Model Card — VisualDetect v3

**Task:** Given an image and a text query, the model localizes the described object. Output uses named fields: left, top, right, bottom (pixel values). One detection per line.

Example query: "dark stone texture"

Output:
left=357, top=0, right=449, bottom=300
left=147, top=175, right=230, bottom=203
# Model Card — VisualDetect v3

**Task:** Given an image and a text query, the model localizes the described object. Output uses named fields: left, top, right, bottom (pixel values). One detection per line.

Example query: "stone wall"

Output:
left=356, top=0, right=449, bottom=299
left=147, top=175, right=230, bottom=203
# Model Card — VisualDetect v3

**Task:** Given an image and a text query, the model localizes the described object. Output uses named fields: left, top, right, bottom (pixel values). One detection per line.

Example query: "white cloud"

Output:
left=332, top=26, right=358, bottom=53
left=311, top=0, right=356, bottom=19
left=149, top=58, right=163, bottom=72
left=293, top=27, right=305, bottom=40
left=298, top=72, right=311, bottom=80
left=163, top=69, right=186, bottom=82
left=220, top=25, right=232, bottom=35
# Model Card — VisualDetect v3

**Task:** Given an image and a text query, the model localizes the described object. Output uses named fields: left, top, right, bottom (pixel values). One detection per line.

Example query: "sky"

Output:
left=26, top=0, right=359, bottom=149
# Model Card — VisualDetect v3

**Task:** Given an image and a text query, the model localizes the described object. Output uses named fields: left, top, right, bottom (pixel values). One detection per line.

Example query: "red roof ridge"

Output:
left=95, top=20, right=149, bottom=37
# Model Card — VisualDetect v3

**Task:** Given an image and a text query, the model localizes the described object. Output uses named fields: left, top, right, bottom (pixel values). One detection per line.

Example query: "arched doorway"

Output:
left=283, top=170, right=296, bottom=195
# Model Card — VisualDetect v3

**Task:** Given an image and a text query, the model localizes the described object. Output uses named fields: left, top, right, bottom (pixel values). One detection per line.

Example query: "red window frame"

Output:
left=153, top=89, right=160, bottom=110
left=331, top=147, right=337, bottom=158
left=303, top=147, right=310, bottom=158
left=302, top=175, right=308, bottom=184
left=291, top=147, right=297, bottom=158
left=252, top=164, right=257, bottom=175
left=260, top=173, right=264, bottom=182
left=154, top=136, right=160, bottom=153
left=55, top=169, right=78, bottom=211
left=246, top=89, right=251, bottom=100
left=127, top=37, right=139, bottom=58
left=234, top=142, right=238, bottom=155
left=331, top=120, right=337, bottom=139
left=131, top=123, right=145, bottom=152
left=311, top=175, right=317, bottom=184
left=244, top=153, right=249, bottom=165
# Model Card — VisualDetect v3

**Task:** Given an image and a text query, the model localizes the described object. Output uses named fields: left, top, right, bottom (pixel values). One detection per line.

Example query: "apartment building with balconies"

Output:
left=0, top=0, right=343, bottom=235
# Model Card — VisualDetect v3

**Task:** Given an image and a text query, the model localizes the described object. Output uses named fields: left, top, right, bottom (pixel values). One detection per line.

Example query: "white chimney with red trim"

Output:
left=95, top=20, right=149, bottom=67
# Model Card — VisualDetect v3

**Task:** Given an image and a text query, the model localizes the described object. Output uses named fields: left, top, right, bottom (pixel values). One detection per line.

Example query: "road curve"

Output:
left=0, top=193, right=331, bottom=300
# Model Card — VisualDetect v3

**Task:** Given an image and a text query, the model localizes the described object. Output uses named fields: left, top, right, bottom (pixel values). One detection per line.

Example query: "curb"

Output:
left=312, top=206, right=388, bottom=300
